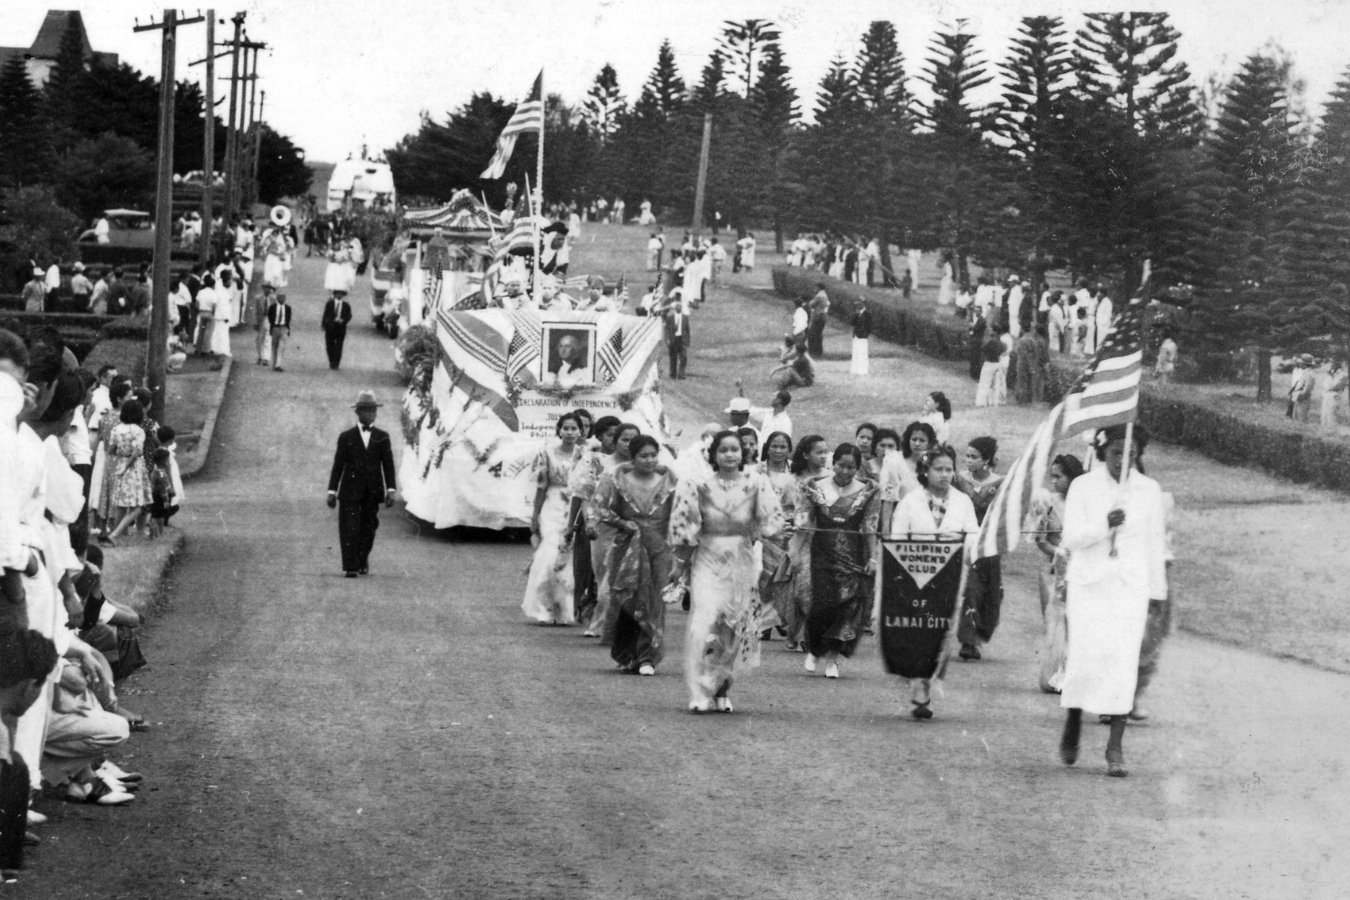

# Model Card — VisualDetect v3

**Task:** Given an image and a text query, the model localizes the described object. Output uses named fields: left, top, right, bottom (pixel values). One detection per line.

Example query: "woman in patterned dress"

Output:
left=594, top=436, right=677, bottom=675
left=587, top=422, right=643, bottom=643
left=756, top=432, right=797, bottom=641
left=798, top=444, right=880, bottom=679
left=104, top=400, right=152, bottom=545
left=90, top=381, right=133, bottom=533
left=521, top=413, right=584, bottom=625
left=669, top=431, right=784, bottom=713
left=784, top=434, right=829, bottom=650
left=953, top=436, right=1005, bottom=660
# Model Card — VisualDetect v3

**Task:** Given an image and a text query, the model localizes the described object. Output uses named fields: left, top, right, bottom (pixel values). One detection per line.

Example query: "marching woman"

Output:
left=784, top=434, right=829, bottom=650
left=594, top=436, right=677, bottom=675
left=669, top=431, right=784, bottom=712
left=323, top=243, right=350, bottom=295
left=953, top=436, right=1005, bottom=661
left=798, top=444, right=880, bottom=679
left=756, top=432, right=797, bottom=641
left=889, top=445, right=979, bottom=719
left=588, top=423, right=642, bottom=644
left=521, top=413, right=584, bottom=625
left=1033, top=454, right=1085, bottom=693
left=1058, top=425, right=1168, bottom=777
left=566, top=416, right=621, bottom=634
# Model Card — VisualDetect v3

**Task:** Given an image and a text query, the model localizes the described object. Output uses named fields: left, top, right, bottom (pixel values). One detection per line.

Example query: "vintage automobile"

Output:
left=77, top=209, right=154, bottom=247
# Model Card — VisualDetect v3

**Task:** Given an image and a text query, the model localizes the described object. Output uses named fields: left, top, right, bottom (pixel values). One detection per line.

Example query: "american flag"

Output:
left=480, top=72, right=543, bottom=180
left=597, top=328, right=624, bottom=383
left=492, top=216, right=539, bottom=263
left=974, top=298, right=1146, bottom=559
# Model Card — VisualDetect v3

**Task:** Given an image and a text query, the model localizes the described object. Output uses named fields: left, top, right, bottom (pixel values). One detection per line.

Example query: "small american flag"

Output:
left=598, top=328, right=624, bottom=383
left=481, top=72, right=543, bottom=180
left=974, top=298, right=1146, bottom=559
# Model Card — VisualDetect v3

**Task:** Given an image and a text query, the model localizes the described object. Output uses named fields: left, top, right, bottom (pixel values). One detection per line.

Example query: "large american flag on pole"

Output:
left=480, top=72, right=543, bottom=180
left=974, top=298, right=1147, bottom=560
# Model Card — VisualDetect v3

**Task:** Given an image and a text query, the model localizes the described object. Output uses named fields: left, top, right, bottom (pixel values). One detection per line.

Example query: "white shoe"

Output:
left=804, top=654, right=818, bottom=673
left=715, top=696, right=734, bottom=713
left=824, top=662, right=840, bottom=679
left=688, top=698, right=712, bottom=713
left=638, top=663, right=655, bottom=676
left=97, top=761, right=143, bottom=783
left=26, top=810, right=47, bottom=826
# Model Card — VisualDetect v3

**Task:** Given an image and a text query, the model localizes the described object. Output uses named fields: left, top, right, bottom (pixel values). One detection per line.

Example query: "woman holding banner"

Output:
left=798, top=444, right=880, bottom=679
left=670, top=432, right=784, bottom=713
left=1058, top=425, right=1168, bottom=777
left=521, top=414, right=584, bottom=626
left=888, top=445, right=979, bottom=719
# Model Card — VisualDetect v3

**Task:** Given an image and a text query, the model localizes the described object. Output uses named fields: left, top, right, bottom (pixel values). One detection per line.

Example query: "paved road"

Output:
left=29, top=257, right=1350, bottom=900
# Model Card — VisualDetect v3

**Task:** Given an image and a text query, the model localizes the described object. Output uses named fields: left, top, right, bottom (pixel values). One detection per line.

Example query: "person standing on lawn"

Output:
left=326, top=392, right=397, bottom=578
left=807, top=283, right=829, bottom=357
left=1289, top=355, right=1315, bottom=423
left=1058, top=424, right=1168, bottom=778
left=850, top=296, right=873, bottom=377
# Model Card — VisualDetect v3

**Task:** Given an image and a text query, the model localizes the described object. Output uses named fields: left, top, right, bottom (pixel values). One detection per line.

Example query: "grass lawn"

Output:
left=572, top=223, right=1350, bottom=675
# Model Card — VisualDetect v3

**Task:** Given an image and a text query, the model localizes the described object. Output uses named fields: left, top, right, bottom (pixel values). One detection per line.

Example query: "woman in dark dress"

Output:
left=798, top=443, right=880, bottom=679
left=953, top=436, right=1005, bottom=660
left=595, top=436, right=677, bottom=675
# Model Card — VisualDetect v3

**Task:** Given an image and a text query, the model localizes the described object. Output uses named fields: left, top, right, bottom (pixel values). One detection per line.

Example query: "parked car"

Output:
left=77, top=209, right=154, bottom=247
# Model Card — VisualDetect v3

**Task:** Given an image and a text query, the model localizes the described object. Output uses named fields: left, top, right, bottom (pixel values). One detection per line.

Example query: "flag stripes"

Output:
left=480, top=72, right=543, bottom=180
left=974, top=299, right=1146, bottom=559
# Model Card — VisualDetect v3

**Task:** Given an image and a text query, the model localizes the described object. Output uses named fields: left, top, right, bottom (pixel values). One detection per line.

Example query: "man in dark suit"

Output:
left=266, top=291, right=293, bottom=372
left=659, top=289, right=690, bottom=380
left=326, top=391, right=397, bottom=577
left=321, top=289, right=353, bottom=370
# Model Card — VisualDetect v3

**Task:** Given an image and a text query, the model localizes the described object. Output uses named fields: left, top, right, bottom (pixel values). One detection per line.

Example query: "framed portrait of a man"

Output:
left=542, top=323, right=597, bottom=386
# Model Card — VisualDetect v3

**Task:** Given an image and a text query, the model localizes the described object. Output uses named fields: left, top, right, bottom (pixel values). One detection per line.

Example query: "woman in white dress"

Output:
left=669, top=431, right=784, bottom=712
left=521, top=414, right=584, bottom=625
left=937, top=257, right=955, bottom=306
left=345, top=238, right=363, bottom=292
left=323, top=245, right=350, bottom=293
left=1058, top=425, right=1168, bottom=777
left=208, top=276, right=233, bottom=359
left=736, top=233, right=756, bottom=271
left=889, top=445, right=979, bottom=719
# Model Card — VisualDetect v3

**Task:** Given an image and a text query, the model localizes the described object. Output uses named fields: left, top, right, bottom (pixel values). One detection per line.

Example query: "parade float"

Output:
left=395, top=193, right=670, bottom=529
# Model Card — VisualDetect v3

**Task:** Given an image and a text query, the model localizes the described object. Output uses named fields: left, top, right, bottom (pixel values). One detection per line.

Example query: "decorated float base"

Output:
left=399, top=309, right=668, bottom=529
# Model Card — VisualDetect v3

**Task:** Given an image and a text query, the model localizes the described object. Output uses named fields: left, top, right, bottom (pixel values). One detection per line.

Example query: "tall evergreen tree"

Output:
left=1268, top=67, right=1350, bottom=364
left=642, top=40, right=686, bottom=116
left=694, top=51, right=728, bottom=109
left=719, top=19, right=780, bottom=97
left=751, top=40, right=799, bottom=251
left=44, top=19, right=89, bottom=153
left=916, top=21, right=1004, bottom=288
left=998, top=16, right=1074, bottom=282
left=583, top=64, right=626, bottom=144
left=1199, top=53, right=1297, bottom=397
left=796, top=57, right=865, bottom=233
left=1074, top=12, right=1203, bottom=141
left=852, top=21, right=912, bottom=285
left=0, top=56, right=55, bottom=188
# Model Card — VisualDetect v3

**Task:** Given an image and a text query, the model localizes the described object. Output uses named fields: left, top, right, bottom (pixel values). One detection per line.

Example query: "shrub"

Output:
left=772, top=265, right=1350, bottom=495
left=82, top=338, right=146, bottom=384
left=99, top=318, right=150, bottom=341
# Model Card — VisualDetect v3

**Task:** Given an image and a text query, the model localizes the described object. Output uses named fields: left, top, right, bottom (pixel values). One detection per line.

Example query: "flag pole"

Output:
left=532, top=69, right=545, bottom=301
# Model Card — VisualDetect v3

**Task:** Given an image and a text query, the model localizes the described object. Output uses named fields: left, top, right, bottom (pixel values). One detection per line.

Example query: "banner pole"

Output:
left=532, top=68, right=545, bottom=301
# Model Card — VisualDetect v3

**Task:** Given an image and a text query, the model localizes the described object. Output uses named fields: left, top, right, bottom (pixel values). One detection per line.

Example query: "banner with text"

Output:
left=879, top=538, right=965, bottom=680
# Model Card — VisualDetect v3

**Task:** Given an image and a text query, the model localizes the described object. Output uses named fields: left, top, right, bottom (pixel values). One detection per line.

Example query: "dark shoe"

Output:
left=911, top=702, right=933, bottom=720
left=1106, top=749, right=1128, bottom=777
left=959, top=642, right=981, bottom=661
left=273, top=366, right=284, bottom=372
left=358, top=567, right=369, bottom=575
left=344, top=571, right=358, bottom=578
left=1060, top=710, right=1082, bottom=766
left=759, top=629, right=773, bottom=641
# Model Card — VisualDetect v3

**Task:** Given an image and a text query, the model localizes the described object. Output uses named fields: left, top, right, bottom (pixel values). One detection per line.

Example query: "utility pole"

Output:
left=135, top=9, right=205, bottom=422
left=242, top=45, right=259, bottom=209
left=691, top=113, right=713, bottom=239
left=251, top=90, right=266, bottom=208
left=222, top=12, right=243, bottom=223
left=199, top=9, right=215, bottom=266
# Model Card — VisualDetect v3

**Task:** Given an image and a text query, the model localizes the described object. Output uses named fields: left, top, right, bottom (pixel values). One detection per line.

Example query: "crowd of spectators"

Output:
left=0, top=323, right=183, bottom=884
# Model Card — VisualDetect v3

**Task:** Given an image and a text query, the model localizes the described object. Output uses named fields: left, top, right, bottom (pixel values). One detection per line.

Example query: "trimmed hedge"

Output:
left=772, top=265, right=1350, bottom=495
left=82, top=338, right=147, bottom=384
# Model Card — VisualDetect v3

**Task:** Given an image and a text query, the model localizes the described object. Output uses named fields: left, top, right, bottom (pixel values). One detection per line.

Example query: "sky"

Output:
left=5, top=0, right=1350, bottom=164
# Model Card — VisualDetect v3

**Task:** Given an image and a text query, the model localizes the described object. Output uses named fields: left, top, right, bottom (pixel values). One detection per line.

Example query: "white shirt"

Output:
left=61, top=411, right=93, bottom=467
left=792, top=306, right=809, bottom=335
left=359, top=425, right=372, bottom=448
left=752, top=408, right=792, bottom=442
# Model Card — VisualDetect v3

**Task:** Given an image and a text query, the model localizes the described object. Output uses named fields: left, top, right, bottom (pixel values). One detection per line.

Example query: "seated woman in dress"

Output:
left=890, top=445, right=979, bottom=719
left=798, top=443, right=880, bottom=680
left=669, top=431, right=784, bottom=713
left=594, top=436, right=677, bottom=675
left=521, top=413, right=584, bottom=625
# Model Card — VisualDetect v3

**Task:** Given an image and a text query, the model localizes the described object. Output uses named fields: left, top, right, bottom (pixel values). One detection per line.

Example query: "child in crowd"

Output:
left=148, top=448, right=176, bottom=535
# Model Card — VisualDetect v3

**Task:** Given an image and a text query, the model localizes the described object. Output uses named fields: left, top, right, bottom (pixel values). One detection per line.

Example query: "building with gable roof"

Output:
left=0, top=10, right=118, bottom=89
